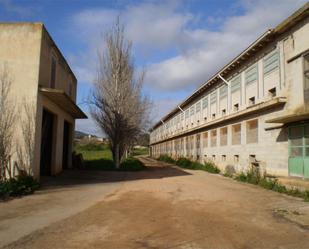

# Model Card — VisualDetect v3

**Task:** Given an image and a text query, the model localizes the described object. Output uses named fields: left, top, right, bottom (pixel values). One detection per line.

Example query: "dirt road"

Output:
left=2, top=157, right=309, bottom=249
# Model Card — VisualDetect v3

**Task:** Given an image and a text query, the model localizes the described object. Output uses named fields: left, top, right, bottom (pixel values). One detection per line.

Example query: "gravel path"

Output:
left=1, top=157, right=309, bottom=249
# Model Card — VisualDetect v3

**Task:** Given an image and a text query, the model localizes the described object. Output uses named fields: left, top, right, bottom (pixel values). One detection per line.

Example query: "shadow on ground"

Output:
left=40, top=159, right=190, bottom=191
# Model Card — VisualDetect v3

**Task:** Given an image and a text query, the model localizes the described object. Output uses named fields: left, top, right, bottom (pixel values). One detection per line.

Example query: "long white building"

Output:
left=149, top=4, right=309, bottom=179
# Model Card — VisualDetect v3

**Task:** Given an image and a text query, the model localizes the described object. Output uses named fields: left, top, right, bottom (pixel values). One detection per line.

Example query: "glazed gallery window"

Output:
left=263, top=50, right=279, bottom=75
left=203, top=132, right=208, bottom=148
left=220, top=127, right=228, bottom=146
left=232, top=124, right=241, bottom=145
left=211, top=129, right=217, bottom=147
left=246, top=119, right=258, bottom=144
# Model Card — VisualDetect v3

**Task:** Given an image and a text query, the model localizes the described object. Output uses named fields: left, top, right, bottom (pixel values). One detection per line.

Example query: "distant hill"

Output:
left=75, top=130, right=98, bottom=139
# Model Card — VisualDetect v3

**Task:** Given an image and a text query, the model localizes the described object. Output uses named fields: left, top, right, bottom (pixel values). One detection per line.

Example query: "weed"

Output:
left=0, top=175, right=39, bottom=200
left=234, top=169, right=309, bottom=202
left=157, top=155, right=220, bottom=174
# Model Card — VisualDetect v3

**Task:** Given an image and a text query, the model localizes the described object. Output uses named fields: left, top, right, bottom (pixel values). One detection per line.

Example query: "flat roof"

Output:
left=151, top=2, right=309, bottom=131
left=40, top=87, right=87, bottom=119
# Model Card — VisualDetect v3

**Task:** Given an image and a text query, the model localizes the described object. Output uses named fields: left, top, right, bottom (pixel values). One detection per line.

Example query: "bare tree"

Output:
left=90, top=20, right=151, bottom=168
left=0, top=64, right=17, bottom=179
left=17, top=100, right=36, bottom=175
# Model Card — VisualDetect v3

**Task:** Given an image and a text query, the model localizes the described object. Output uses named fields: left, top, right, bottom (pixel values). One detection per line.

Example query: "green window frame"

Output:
left=196, top=101, right=201, bottom=113
left=245, top=64, right=258, bottom=85
left=210, top=91, right=217, bottom=104
left=289, top=125, right=309, bottom=158
left=185, top=109, right=189, bottom=119
left=220, top=85, right=228, bottom=99
left=264, top=50, right=279, bottom=75
left=190, top=106, right=195, bottom=116
left=231, top=75, right=241, bottom=93
left=202, top=96, right=208, bottom=109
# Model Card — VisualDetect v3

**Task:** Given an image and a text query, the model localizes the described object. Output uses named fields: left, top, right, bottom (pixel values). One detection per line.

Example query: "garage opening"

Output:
left=40, top=109, right=55, bottom=176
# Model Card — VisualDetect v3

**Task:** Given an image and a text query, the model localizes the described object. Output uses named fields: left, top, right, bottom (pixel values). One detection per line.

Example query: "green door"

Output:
left=288, top=125, right=309, bottom=178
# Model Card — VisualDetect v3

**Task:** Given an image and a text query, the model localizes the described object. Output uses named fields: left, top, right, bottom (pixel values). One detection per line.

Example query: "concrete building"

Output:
left=150, top=4, right=309, bottom=179
left=0, top=23, right=87, bottom=179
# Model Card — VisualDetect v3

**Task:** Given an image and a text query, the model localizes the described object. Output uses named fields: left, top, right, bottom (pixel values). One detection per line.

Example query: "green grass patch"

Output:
left=157, top=155, right=220, bottom=174
left=234, top=170, right=309, bottom=202
left=0, top=175, right=40, bottom=200
left=75, top=143, right=113, bottom=170
left=131, top=147, right=149, bottom=156
left=74, top=143, right=145, bottom=171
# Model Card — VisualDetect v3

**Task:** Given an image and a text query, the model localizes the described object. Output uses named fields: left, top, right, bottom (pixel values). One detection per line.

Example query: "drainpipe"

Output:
left=177, top=105, right=184, bottom=113
left=218, top=74, right=231, bottom=114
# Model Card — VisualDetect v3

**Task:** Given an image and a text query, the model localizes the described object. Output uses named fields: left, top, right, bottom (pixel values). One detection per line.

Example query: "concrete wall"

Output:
left=0, top=23, right=78, bottom=179
left=150, top=15, right=309, bottom=178
left=0, top=23, right=42, bottom=178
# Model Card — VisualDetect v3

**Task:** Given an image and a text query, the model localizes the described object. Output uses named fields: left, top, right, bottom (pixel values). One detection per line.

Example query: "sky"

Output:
left=0, top=0, right=306, bottom=136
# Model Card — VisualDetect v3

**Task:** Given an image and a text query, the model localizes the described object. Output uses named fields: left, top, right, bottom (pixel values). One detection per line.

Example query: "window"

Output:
left=234, top=155, right=239, bottom=163
left=232, top=124, right=241, bottom=145
left=196, top=134, right=200, bottom=149
left=264, top=50, right=279, bottom=75
left=231, top=75, right=241, bottom=93
left=211, top=129, right=217, bottom=147
left=190, top=136, right=194, bottom=154
left=203, top=132, right=208, bottom=148
left=268, top=87, right=276, bottom=97
left=234, top=103, right=239, bottom=111
left=249, top=96, right=255, bottom=105
left=210, top=91, right=217, bottom=104
left=196, top=101, right=201, bottom=113
left=246, top=119, right=258, bottom=144
left=245, top=64, right=258, bottom=85
left=202, top=97, right=208, bottom=109
left=190, top=106, right=195, bottom=116
left=220, top=127, right=227, bottom=146
left=185, top=109, right=189, bottom=119
left=185, top=137, right=189, bottom=152
left=50, top=57, right=57, bottom=88
left=220, top=85, right=228, bottom=99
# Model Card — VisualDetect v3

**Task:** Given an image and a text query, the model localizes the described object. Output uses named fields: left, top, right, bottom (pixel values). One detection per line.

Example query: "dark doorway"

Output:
left=40, top=109, right=54, bottom=176
left=62, top=121, right=70, bottom=169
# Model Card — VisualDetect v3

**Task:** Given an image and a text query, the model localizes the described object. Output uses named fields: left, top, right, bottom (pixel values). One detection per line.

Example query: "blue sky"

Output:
left=0, top=0, right=306, bottom=136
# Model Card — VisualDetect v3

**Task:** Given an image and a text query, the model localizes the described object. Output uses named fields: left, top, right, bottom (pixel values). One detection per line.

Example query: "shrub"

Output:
left=203, top=161, right=221, bottom=174
left=175, top=157, right=192, bottom=167
left=0, top=175, right=39, bottom=200
left=234, top=169, right=309, bottom=202
left=158, top=155, right=175, bottom=163
left=234, top=172, right=248, bottom=182
left=159, top=156, right=221, bottom=174
left=119, top=158, right=145, bottom=171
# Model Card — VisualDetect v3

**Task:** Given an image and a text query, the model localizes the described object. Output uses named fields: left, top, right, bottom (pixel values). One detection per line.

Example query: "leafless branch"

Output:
left=0, top=64, right=17, bottom=179
left=90, top=18, right=151, bottom=168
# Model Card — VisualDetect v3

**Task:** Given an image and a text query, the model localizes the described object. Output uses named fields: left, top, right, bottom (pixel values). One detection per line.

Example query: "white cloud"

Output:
left=146, top=0, right=307, bottom=91
left=68, top=0, right=307, bottom=123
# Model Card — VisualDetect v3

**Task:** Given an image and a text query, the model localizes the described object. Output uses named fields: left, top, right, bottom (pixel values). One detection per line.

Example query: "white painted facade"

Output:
left=150, top=4, right=309, bottom=178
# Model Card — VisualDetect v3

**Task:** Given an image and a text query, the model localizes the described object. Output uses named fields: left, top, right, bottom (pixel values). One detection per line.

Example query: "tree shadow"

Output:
left=39, top=163, right=191, bottom=191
